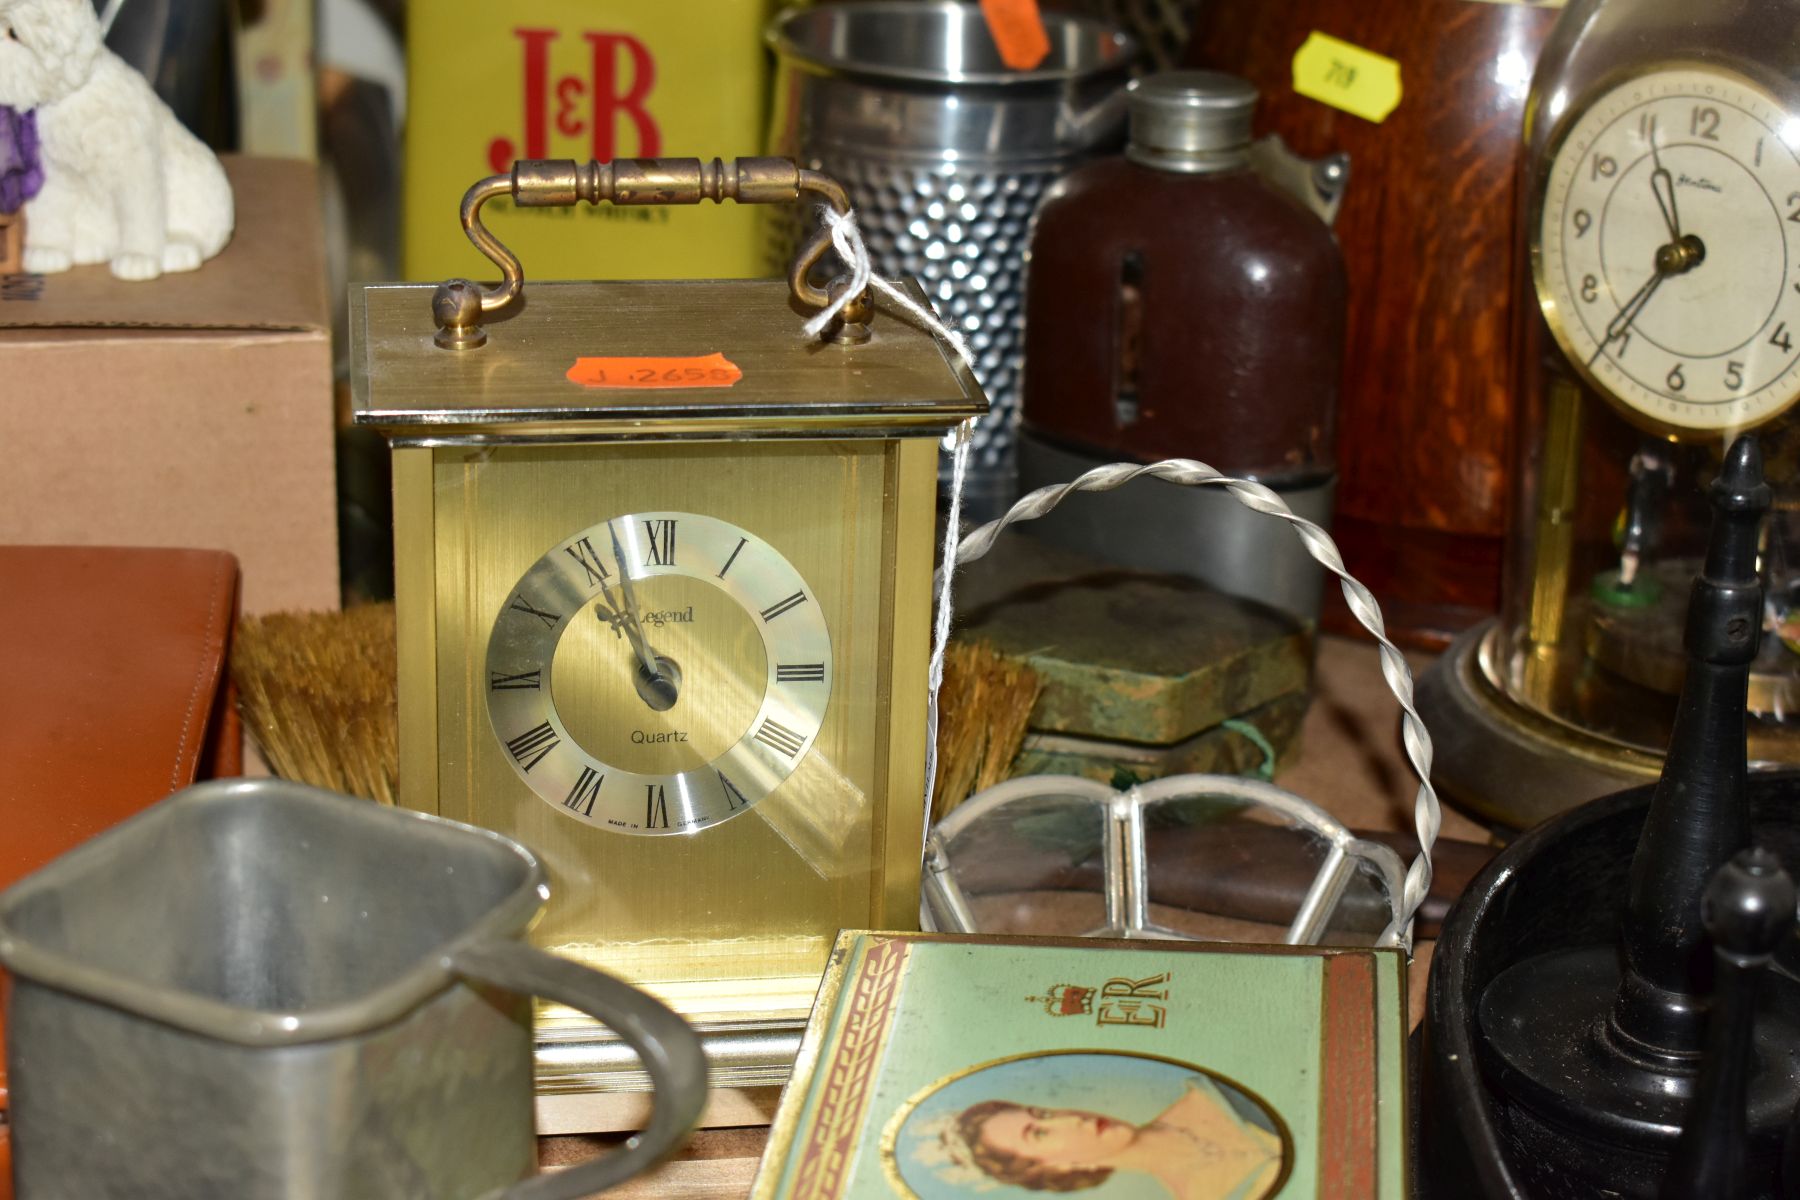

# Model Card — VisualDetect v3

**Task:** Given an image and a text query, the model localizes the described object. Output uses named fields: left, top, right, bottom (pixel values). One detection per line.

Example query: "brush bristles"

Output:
left=931, top=641, right=1043, bottom=826
left=231, top=604, right=399, bottom=805
left=231, top=609, right=1032, bottom=820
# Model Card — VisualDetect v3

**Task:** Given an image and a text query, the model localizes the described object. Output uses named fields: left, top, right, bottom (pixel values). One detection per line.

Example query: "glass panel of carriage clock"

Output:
left=430, top=438, right=901, bottom=1023
left=1491, top=0, right=1800, bottom=769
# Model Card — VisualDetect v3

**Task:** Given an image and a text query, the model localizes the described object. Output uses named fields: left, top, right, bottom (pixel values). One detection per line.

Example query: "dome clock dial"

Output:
left=1536, top=65, right=1800, bottom=435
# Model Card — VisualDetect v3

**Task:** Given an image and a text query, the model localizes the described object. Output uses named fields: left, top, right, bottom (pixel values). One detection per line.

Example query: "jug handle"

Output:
left=452, top=940, right=709, bottom=1199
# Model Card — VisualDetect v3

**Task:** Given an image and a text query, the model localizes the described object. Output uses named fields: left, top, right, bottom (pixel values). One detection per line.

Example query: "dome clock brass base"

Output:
left=1418, top=622, right=1659, bottom=831
left=1420, top=621, right=1800, bottom=830
left=1587, top=559, right=1800, bottom=714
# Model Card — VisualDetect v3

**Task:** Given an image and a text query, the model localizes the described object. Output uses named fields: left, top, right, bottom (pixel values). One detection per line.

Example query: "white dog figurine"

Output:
left=0, top=0, right=234, bottom=279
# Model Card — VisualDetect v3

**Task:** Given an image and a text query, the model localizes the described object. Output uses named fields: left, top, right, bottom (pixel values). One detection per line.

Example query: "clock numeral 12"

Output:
left=564, top=767, right=604, bottom=817
left=755, top=718, right=806, bottom=759
left=643, top=519, right=677, bottom=567
left=489, top=669, right=542, bottom=691
left=565, top=536, right=610, bottom=587
left=506, top=722, right=560, bottom=772
left=645, top=783, right=670, bottom=829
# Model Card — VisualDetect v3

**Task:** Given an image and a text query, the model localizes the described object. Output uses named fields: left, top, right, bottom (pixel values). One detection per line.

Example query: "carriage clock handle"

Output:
left=429, top=157, right=873, bottom=350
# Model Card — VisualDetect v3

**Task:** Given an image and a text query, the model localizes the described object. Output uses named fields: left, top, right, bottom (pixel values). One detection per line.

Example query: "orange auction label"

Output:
left=979, top=0, right=1050, bottom=71
left=566, top=352, right=743, bottom=389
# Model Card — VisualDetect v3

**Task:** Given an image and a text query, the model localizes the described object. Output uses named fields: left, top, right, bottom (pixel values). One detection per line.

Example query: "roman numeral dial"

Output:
left=484, top=510, right=831, bottom=836
left=754, top=718, right=806, bottom=758
left=642, top=519, right=677, bottom=567
left=564, top=767, right=604, bottom=817
left=504, top=722, right=560, bottom=772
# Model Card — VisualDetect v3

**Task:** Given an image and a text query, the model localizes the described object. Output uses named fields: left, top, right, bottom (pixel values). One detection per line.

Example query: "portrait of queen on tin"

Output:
left=881, top=1052, right=1290, bottom=1200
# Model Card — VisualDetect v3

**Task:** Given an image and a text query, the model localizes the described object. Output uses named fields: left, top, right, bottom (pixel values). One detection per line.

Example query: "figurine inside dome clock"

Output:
left=1421, top=0, right=1800, bottom=828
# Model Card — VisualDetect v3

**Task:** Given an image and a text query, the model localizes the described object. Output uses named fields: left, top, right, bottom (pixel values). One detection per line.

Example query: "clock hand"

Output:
left=1588, top=267, right=1667, bottom=368
left=604, top=523, right=659, bottom=671
left=1585, top=236, right=1706, bottom=368
left=1649, top=131, right=1682, bottom=243
left=603, top=521, right=682, bottom=711
left=592, top=571, right=655, bottom=671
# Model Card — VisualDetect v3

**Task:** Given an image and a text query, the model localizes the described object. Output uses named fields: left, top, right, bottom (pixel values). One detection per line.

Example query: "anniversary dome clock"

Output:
left=1421, top=0, right=1800, bottom=828
left=353, top=157, right=986, bottom=1098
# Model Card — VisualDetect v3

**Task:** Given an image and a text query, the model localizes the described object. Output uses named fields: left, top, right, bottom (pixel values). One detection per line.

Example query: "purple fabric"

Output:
left=0, top=106, right=44, bottom=215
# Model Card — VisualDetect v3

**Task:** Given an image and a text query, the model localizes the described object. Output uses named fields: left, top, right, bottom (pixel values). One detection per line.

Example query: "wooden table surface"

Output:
left=540, top=635, right=1494, bottom=1195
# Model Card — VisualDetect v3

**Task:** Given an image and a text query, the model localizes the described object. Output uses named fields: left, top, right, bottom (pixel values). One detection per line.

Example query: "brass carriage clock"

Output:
left=1421, top=0, right=1800, bottom=828
left=352, top=157, right=986, bottom=1095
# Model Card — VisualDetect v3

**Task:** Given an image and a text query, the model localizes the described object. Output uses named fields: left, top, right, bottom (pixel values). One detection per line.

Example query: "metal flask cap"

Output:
left=1127, top=70, right=1259, bottom=173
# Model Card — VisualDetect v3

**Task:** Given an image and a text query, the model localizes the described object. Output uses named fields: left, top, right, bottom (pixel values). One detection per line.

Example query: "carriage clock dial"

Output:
left=1537, top=65, right=1800, bottom=435
left=485, top=511, right=833, bottom=835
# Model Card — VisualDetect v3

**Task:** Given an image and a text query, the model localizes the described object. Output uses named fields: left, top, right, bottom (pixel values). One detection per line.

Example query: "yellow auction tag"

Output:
left=1292, top=31, right=1403, bottom=124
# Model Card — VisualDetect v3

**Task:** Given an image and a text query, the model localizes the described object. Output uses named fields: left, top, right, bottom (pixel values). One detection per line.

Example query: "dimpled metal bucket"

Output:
left=768, top=1, right=1136, bottom=519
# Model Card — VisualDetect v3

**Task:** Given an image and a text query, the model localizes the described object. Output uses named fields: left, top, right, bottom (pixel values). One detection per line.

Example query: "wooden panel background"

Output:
left=1187, top=1, right=1564, bottom=645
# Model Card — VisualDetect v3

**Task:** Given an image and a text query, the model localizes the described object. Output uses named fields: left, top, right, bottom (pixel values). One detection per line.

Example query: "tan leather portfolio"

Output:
left=0, top=546, right=241, bottom=1187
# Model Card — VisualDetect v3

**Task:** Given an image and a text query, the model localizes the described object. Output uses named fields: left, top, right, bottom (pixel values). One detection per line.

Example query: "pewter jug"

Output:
left=0, top=778, right=707, bottom=1198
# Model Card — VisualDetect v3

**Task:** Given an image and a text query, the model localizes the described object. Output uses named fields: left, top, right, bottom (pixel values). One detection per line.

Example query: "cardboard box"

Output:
left=0, top=157, right=337, bottom=615
left=0, top=213, right=20, bottom=276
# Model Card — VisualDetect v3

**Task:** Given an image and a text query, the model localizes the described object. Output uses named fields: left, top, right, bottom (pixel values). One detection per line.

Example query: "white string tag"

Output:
left=800, top=205, right=979, bottom=861
left=802, top=207, right=977, bottom=367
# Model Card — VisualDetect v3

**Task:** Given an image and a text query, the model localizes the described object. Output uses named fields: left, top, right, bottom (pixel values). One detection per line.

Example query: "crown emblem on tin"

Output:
left=1026, top=983, right=1095, bottom=1017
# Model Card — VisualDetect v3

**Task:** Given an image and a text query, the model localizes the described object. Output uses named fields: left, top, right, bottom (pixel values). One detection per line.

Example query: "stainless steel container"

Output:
left=767, top=0, right=1136, bottom=519
left=0, top=779, right=706, bottom=1199
left=97, top=0, right=236, bottom=148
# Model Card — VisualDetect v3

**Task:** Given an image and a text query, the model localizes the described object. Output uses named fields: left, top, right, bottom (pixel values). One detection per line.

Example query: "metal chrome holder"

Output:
left=930, top=456, right=1442, bottom=950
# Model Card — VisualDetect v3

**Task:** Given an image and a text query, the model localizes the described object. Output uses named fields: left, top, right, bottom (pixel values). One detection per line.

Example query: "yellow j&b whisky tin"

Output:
left=404, top=0, right=777, bottom=282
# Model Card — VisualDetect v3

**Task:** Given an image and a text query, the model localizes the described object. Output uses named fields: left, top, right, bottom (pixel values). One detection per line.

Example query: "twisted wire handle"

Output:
left=938, top=458, right=1441, bottom=950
